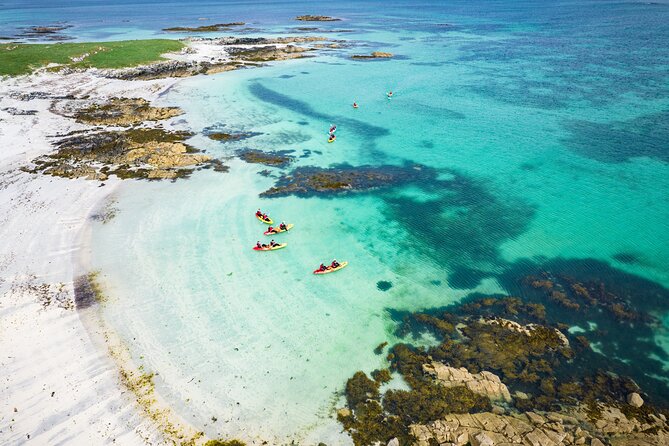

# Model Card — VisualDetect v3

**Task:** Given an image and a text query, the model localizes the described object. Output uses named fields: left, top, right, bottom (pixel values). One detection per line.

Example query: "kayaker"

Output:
left=270, top=239, right=277, bottom=247
left=331, top=259, right=340, bottom=268
left=387, top=91, right=393, bottom=98
left=319, top=263, right=327, bottom=271
left=256, top=241, right=262, bottom=249
left=328, top=135, right=336, bottom=143
left=256, top=209, right=262, bottom=217
left=267, top=226, right=275, bottom=233
left=279, top=222, right=287, bottom=231
left=262, top=213, right=269, bottom=221
left=329, top=124, right=336, bottom=133
left=353, top=102, right=358, bottom=108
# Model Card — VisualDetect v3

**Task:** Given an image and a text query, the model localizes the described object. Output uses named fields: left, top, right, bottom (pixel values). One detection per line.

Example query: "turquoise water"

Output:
left=14, top=0, right=669, bottom=443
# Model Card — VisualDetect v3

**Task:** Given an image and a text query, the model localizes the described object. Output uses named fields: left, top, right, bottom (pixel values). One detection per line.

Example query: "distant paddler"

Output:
left=329, top=124, right=337, bottom=133
left=387, top=91, right=393, bottom=99
left=353, top=102, right=359, bottom=109
left=328, top=134, right=336, bottom=143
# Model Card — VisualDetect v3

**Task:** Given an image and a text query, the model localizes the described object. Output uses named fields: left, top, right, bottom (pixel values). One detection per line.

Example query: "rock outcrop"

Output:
left=423, top=362, right=512, bottom=403
left=73, top=97, right=182, bottom=126
left=23, top=128, right=218, bottom=181
left=410, top=404, right=669, bottom=446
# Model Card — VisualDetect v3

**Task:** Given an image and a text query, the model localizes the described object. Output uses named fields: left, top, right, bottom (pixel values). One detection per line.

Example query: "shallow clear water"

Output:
left=12, top=0, right=669, bottom=443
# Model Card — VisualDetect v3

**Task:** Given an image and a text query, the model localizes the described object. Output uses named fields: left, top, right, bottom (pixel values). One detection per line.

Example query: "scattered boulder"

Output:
left=627, top=392, right=643, bottom=408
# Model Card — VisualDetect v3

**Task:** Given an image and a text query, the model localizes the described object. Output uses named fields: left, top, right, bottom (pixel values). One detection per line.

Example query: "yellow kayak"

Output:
left=264, top=224, right=294, bottom=235
left=313, top=261, right=348, bottom=275
left=253, top=243, right=287, bottom=251
left=257, top=214, right=273, bottom=224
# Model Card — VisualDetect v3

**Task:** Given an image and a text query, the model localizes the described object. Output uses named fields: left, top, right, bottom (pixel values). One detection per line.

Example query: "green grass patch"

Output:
left=0, top=39, right=184, bottom=76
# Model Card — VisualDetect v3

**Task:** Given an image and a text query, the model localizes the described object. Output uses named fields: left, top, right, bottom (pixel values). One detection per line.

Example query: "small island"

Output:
left=163, top=22, right=245, bottom=32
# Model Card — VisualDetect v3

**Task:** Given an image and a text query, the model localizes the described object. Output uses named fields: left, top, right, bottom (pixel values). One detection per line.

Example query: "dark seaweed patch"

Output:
left=612, top=252, right=640, bottom=264
left=381, top=170, right=535, bottom=289
left=561, top=110, right=669, bottom=163
left=377, top=281, right=393, bottom=291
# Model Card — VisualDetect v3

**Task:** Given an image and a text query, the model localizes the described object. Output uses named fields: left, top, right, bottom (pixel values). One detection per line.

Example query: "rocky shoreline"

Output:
left=337, top=265, right=669, bottom=446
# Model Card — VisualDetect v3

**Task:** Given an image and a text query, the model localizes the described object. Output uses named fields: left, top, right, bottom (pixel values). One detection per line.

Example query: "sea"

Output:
left=2, top=0, right=668, bottom=444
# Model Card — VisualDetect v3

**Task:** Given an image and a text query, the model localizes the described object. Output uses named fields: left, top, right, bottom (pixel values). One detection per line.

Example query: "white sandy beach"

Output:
left=0, top=40, right=246, bottom=445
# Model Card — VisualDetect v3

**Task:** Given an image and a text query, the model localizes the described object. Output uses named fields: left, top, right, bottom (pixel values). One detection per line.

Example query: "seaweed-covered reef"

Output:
left=295, top=15, right=341, bottom=22
left=352, top=52, right=394, bottom=60
left=260, top=163, right=434, bottom=197
left=236, top=149, right=294, bottom=167
left=206, top=131, right=260, bottom=142
left=338, top=262, right=669, bottom=446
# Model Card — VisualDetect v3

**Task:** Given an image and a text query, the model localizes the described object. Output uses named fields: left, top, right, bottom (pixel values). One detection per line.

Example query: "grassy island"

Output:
left=0, top=39, right=184, bottom=76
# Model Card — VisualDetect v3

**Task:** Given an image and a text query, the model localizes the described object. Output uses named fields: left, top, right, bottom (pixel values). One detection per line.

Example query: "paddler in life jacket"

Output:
left=331, top=259, right=340, bottom=268
left=319, top=263, right=327, bottom=271
left=267, top=226, right=275, bottom=234
left=353, top=102, right=359, bottom=108
left=329, top=124, right=337, bottom=133
left=279, top=222, right=287, bottom=231
left=256, top=209, right=262, bottom=217
left=387, top=91, right=393, bottom=98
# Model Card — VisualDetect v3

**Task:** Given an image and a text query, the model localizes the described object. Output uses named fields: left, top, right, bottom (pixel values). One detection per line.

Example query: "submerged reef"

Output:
left=260, top=163, right=434, bottom=197
left=338, top=262, right=669, bottom=445
left=236, top=149, right=294, bottom=167
left=16, top=25, right=73, bottom=41
left=206, top=131, right=260, bottom=142
left=295, top=15, right=341, bottom=22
